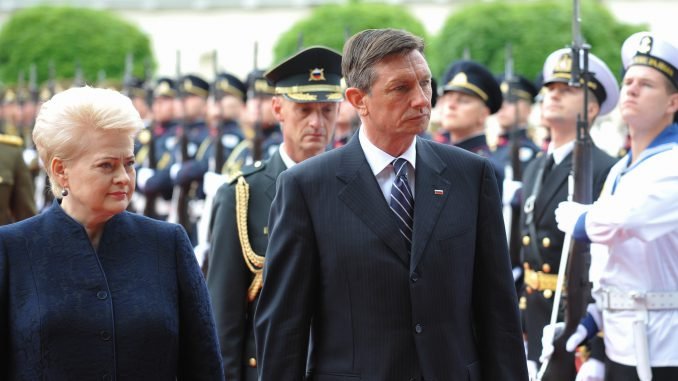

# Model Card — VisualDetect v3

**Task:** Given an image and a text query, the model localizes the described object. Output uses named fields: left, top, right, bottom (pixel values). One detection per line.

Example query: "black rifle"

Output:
left=142, top=58, right=160, bottom=218
left=73, top=60, right=85, bottom=87
left=539, top=0, right=592, bottom=379
left=27, top=64, right=39, bottom=149
left=251, top=42, right=264, bottom=162
left=16, top=70, right=27, bottom=146
left=170, top=51, right=192, bottom=233
left=122, top=53, right=134, bottom=97
left=210, top=50, right=226, bottom=174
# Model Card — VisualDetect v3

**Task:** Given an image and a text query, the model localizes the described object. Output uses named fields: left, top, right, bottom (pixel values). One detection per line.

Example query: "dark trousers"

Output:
left=605, top=358, right=678, bottom=381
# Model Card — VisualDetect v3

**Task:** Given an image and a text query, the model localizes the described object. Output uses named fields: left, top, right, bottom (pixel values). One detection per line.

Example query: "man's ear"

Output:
left=587, top=100, right=600, bottom=122
left=51, top=157, right=68, bottom=188
left=667, top=92, right=678, bottom=115
left=345, top=87, right=368, bottom=117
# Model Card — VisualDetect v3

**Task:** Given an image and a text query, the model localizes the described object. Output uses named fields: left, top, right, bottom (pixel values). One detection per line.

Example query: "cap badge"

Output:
left=309, top=68, right=326, bottom=82
left=449, top=72, right=468, bottom=86
left=555, top=53, right=572, bottom=73
left=500, top=82, right=509, bottom=94
left=184, top=79, right=194, bottom=93
left=156, top=81, right=170, bottom=95
left=637, top=35, right=653, bottom=55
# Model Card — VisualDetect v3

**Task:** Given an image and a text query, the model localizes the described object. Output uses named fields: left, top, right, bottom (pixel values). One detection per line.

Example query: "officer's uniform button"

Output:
left=414, top=324, right=423, bottom=334
left=100, top=330, right=111, bottom=341
left=542, top=263, right=551, bottom=273
left=410, top=272, right=419, bottom=283
left=522, top=235, right=531, bottom=246
left=543, top=289, right=553, bottom=299
left=97, top=291, right=108, bottom=300
left=254, top=161, right=262, bottom=168
left=542, top=237, right=551, bottom=248
left=248, top=357, right=257, bottom=368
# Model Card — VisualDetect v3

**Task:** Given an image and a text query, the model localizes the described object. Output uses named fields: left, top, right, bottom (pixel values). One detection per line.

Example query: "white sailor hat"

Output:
left=622, top=31, right=678, bottom=89
left=542, top=48, right=619, bottom=116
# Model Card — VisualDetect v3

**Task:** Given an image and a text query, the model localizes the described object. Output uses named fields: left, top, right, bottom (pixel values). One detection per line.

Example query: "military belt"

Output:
left=525, top=268, right=560, bottom=292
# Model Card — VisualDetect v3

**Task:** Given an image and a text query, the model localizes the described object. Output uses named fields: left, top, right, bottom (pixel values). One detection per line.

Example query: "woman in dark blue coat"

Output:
left=0, top=86, right=224, bottom=380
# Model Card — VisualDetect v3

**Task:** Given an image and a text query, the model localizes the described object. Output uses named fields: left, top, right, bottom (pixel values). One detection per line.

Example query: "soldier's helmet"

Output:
left=213, top=72, right=247, bottom=103
left=180, top=74, right=210, bottom=99
left=153, top=77, right=178, bottom=99
left=496, top=74, right=538, bottom=104
left=245, top=69, right=276, bottom=100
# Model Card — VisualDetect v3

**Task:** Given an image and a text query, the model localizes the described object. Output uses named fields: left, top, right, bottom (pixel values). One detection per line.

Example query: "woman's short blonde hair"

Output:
left=33, top=86, right=143, bottom=198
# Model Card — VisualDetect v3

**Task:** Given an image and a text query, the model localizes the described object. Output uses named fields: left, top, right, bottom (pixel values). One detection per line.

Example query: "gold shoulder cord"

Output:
left=235, top=176, right=266, bottom=302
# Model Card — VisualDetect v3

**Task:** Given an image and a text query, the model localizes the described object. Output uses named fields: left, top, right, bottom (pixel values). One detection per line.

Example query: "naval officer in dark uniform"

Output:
left=206, top=46, right=343, bottom=381
left=519, top=48, right=618, bottom=377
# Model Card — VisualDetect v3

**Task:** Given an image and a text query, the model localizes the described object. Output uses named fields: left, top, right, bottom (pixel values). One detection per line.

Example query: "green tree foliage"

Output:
left=430, top=0, right=645, bottom=83
left=273, top=2, right=428, bottom=65
left=0, top=6, right=154, bottom=87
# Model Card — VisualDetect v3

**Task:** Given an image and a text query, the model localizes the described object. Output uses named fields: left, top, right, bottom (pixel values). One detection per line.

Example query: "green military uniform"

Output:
left=0, top=134, right=37, bottom=225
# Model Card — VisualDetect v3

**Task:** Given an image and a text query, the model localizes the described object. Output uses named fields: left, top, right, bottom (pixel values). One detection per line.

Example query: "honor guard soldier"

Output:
left=437, top=60, right=505, bottom=194
left=206, top=46, right=343, bottom=381
left=549, top=32, right=678, bottom=381
left=136, top=77, right=181, bottom=218
left=223, top=69, right=282, bottom=180
left=520, top=48, right=619, bottom=377
left=0, top=133, right=36, bottom=225
left=493, top=73, right=541, bottom=285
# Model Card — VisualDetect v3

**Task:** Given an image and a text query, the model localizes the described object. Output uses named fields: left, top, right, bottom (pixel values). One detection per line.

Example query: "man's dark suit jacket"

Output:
left=255, top=136, right=527, bottom=381
left=207, top=151, right=286, bottom=381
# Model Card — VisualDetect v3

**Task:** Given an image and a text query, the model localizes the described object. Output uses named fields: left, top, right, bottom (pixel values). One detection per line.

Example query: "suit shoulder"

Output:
left=0, top=134, right=23, bottom=148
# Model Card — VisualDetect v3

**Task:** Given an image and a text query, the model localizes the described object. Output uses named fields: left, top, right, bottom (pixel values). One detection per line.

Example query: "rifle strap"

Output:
left=523, top=156, right=550, bottom=264
left=235, top=176, right=265, bottom=302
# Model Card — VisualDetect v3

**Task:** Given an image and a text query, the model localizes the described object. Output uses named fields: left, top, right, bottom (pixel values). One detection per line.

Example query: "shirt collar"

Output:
left=358, top=126, right=417, bottom=176
left=547, top=140, right=575, bottom=165
left=278, top=143, right=297, bottom=169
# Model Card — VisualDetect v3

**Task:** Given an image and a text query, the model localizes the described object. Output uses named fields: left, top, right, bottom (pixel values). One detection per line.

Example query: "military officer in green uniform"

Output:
left=206, top=46, right=343, bottom=381
left=0, top=134, right=37, bottom=225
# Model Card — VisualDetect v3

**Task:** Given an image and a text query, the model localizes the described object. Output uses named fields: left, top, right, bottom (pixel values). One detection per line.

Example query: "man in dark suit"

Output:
left=254, top=28, right=526, bottom=381
left=206, top=46, right=343, bottom=381
left=519, top=48, right=618, bottom=378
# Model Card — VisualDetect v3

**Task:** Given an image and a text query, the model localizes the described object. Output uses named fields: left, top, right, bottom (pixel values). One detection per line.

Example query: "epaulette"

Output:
left=228, top=160, right=267, bottom=185
left=0, top=134, right=23, bottom=147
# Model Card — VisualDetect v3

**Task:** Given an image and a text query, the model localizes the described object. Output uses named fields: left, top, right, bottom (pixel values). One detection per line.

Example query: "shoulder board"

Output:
left=229, top=160, right=267, bottom=185
left=0, top=134, right=23, bottom=147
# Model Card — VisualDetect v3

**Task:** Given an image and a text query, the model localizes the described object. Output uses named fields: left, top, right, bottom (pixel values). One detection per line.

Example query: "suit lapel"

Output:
left=264, top=151, right=286, bottom=201
left=410, top=140, right=450, bottom=272
left=337, top=137, right=410, bottom=266
left=535, top=153, right=571, bottom=222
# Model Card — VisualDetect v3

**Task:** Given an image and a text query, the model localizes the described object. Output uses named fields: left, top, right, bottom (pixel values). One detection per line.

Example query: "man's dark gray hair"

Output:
left=342, top=28, right=425, bottom=93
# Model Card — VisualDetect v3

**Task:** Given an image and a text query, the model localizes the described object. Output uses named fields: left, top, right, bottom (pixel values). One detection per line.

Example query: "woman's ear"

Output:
left=345, top=87, right=368, bottom=117
left=51, top=157, right=68, bottom=188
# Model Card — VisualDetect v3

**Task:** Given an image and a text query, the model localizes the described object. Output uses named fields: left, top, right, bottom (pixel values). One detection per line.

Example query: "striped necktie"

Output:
left=390, top=158, right=414, bottom=252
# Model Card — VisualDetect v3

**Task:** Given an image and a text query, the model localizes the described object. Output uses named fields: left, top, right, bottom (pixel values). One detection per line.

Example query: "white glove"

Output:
left=527, top=360, right=538, bottom=381
left=170, top=162, right=182, bottom=181
left=503, top=180, right=523, bottom=206
left=575, top=358, right=605, bottom=381
left=554, top=201, right=590, bottom=234
left=136, top=167, right=155, bottom=191
left=539, top=322, right=588, bottom=363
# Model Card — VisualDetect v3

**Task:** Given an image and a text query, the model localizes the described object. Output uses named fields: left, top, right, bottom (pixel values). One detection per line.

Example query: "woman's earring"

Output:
left=61, top=188, right=69, bottom=197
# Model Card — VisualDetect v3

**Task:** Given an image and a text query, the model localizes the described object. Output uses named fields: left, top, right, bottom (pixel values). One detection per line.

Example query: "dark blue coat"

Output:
left=0, top=201, right=224, bottom=380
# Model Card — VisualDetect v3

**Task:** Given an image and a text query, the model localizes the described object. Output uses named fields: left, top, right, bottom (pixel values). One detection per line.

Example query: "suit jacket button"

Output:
left=414, top=324, right=423, bottom=334
left=248, top=357, right=257, bottom=368
left=100, top=330, right=111, bottom=341
left=410, top=272, right=419, bottom=283
left=97, top=291, right=108, bottom=300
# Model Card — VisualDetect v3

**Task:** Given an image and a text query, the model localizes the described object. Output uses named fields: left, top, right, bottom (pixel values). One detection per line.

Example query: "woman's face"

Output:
left=61, top=130, right=136, bottom=223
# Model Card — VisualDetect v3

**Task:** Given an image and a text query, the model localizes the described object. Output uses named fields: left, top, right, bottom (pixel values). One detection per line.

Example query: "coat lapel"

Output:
left=535, top=153, right=571, bottom=222
left=337, top=137, right=410, bottom=267
left=410, top=140, right=450, bottom=272
left=264, top=151, right=286, bottom=201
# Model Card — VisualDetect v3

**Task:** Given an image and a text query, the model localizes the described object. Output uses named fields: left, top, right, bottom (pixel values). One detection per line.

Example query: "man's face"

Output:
left=438, top=91, right=488, bottom=134
left=496, top=99, right=532, bottom=131
left=273, top=97, right=339, bottom=162
left=620, top=65, right=678, bottom=128
left=541, top=82, right=586, bottom=126
left=245, top=96, right=276, bottom=127
left=359, top=50, right=432, bottom=139
left=183, top=95, right=207, bottom=121
left=152, top=97, right=175, bottom=123
left=335, top=100, right=358, bottom=135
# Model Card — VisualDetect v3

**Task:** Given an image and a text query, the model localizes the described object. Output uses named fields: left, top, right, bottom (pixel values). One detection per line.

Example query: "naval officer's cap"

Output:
left=181, top=74, right=210, bottom=99
left=622, top=31, right=678, bottom=90
left=265, top=46, right=343, bottom=103
left=440, top=60, right=503, bottom=114
left=213, top=72, right=247, bottom=103
left=154, top=77, right=178, bottom=98
left=542, top=48, right=619, bottom=116
left=496, top=73, right=539, bottom=103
